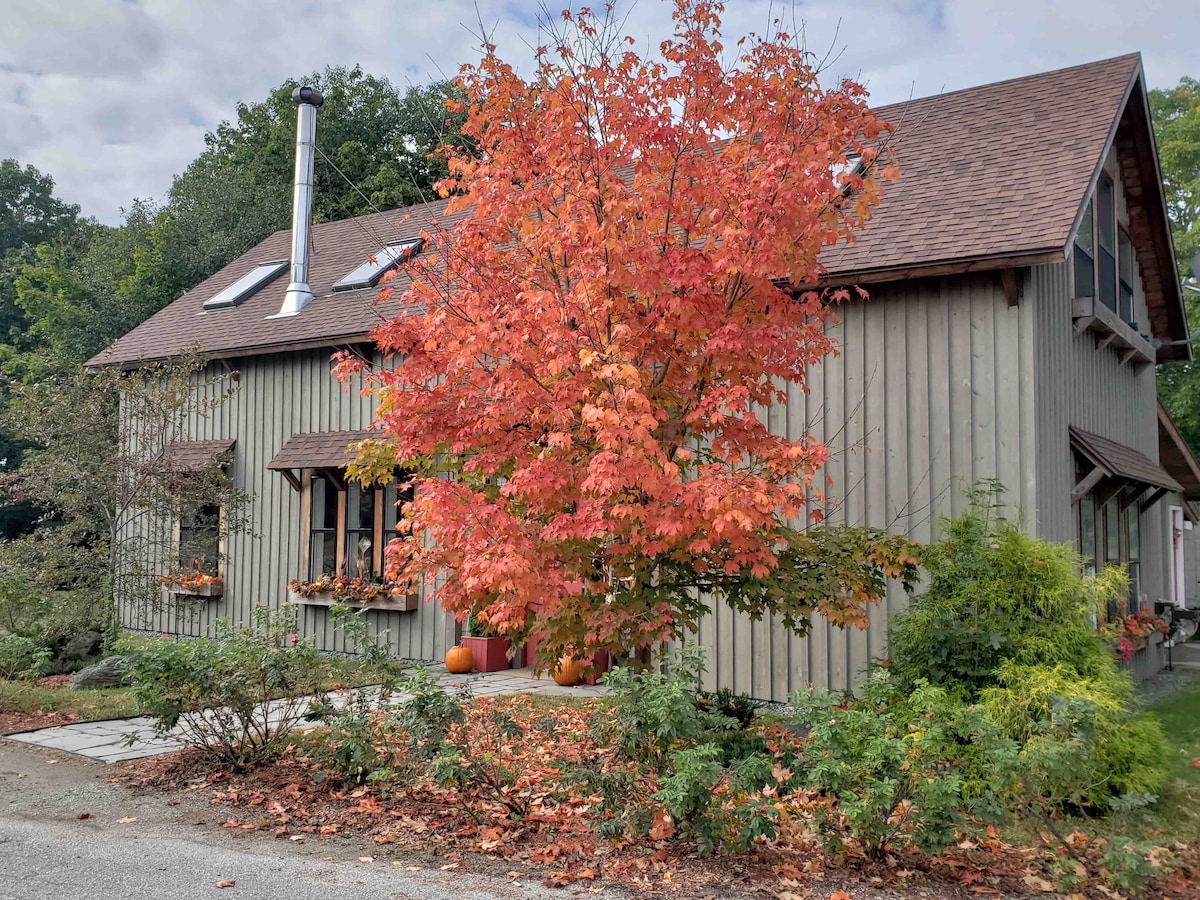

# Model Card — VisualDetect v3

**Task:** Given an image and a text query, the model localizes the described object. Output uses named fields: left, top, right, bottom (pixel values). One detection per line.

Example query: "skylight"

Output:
left=332, top=239, right=423, bottom=292
left=203, top=260, right=289, bottom=311
left=831, top=154, right=863, bottom=189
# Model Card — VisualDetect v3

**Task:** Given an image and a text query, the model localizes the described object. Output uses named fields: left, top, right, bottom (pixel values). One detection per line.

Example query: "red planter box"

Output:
left=461, top=635, right=512, bottom=673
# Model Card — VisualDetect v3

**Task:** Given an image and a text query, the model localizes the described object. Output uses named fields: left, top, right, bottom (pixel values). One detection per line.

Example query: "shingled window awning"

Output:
left=1070, top=426, right=1182, bottom=506
left=267, top=431, right=372, bottom=490
left=159, top=439, right=235, bottom=472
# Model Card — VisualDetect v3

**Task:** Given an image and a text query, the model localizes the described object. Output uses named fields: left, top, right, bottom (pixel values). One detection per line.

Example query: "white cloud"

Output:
left=2, top=0, right=1197, bottom=224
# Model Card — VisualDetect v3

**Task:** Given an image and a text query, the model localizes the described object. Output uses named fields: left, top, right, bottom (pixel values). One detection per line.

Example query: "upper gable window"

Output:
left=1073, top=168, right=1139, bottom=330
left=1096, top=173, right=1117, bottom=313
left=1074, top=199, right=1095, bottom=301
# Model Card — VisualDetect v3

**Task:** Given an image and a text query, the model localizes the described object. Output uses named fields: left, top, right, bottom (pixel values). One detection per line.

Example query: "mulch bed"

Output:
left=112, top=747, right=1057, bottom=899
left=0, top=710, right=76, bottom=736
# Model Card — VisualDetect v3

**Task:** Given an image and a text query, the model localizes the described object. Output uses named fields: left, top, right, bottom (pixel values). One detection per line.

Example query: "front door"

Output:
left=1170, top=505, right=1186, bottom=607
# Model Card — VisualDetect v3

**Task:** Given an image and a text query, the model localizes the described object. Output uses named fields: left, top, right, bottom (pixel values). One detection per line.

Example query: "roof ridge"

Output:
left=872, top=52, right=1140, bottom=114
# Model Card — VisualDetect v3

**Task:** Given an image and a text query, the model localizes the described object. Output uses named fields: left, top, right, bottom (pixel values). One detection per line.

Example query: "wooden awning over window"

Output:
left=1070, top=426, right=1181, bottom=505
left=159, top=439, right=235, bottom=472
left=267, top=431, right=372, bottom=490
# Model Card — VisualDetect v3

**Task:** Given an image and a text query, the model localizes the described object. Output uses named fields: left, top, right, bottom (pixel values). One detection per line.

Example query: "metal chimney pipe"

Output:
left=273, top=85, right=324, bottom=318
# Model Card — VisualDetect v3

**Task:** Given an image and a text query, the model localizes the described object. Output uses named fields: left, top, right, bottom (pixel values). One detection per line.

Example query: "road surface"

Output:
left=0, top=740, right=610, bottom=900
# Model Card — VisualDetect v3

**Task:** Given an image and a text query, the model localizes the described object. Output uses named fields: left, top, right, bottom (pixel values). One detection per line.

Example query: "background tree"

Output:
left=1152, top=77, right=1200, bottom=451
left=1, top=356, right=251, bottom=637
left=347, top=0, right=917, bottom=666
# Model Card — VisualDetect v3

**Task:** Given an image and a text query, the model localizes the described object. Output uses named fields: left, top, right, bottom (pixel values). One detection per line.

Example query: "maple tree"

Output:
left=343, top=0, right=914, bottom=663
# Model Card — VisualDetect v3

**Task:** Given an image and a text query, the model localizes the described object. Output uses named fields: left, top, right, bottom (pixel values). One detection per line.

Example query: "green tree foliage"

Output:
left=151, top=68, right=466, bottom=296
left=1152, top=77, right=1200, bottom=451
left=0, top=159, right=80, bottom=254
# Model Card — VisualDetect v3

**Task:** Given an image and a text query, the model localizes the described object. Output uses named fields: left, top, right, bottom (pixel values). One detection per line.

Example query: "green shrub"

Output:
left=982, top=662, right=1167, bottom=807
left=601, top=647, right=712, bottom=765
left=789, top=669, right=1018, bottom=858
left=889, top=497, right=1127, bottom=699
left=0, top=634, right=51, bottom=681
left=887, top=489, right=1163, bottom=811
left=127, top=608, right=330, bottom=768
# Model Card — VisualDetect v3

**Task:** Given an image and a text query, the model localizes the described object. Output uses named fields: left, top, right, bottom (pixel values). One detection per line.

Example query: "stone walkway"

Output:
left=4, top=666, right=607, bottom=764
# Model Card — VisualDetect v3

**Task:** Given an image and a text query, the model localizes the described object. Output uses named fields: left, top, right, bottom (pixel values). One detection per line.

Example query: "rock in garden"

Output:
left=68, top=655, right=131, bottom=689
left=54, top=630, right=104, bottom=669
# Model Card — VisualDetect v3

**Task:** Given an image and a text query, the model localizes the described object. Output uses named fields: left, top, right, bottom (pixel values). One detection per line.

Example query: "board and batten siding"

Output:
left=1029, top=245, right=1168, bottom=605
left=118, top=348, right=455, bottom=662
left=696, top=272, right=1039, bottom=700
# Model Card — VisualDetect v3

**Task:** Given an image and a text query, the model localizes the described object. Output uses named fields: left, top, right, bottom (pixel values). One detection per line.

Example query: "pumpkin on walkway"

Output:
left=552, top=655, right=582, bottom=686
left=445, top=645, right=473, bottom=674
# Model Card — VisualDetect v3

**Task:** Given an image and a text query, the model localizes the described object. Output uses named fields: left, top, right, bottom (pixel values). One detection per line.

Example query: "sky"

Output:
left=2, top=0, right=1198, bottom=226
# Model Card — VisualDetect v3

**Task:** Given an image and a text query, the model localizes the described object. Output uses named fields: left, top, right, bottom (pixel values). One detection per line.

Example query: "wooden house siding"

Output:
left=1029, top=246, right=1166, bottom=603
left=117, top=348, right=455, bottom=662
left=695, top=272, right=1040, bottom=699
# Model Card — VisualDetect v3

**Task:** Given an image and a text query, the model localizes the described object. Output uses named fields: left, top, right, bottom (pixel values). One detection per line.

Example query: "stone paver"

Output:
left=4, top=665, right=607, bottom=764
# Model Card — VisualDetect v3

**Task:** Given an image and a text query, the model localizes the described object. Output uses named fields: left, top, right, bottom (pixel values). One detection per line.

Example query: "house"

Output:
left=89, top=53, right=1194, bottom=702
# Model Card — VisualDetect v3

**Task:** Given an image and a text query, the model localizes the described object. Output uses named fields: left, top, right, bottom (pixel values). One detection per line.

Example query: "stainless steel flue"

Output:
left=272, top=85, right=324, bottom=318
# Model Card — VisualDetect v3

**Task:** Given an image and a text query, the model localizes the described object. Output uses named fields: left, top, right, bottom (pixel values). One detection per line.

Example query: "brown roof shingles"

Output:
left=88, top=199, right=458, bottom=368
left=1069, top=425, right=1182, bottom=493
left=267, top=431, right=372, bottom=471
left=820, top=54, right=1140, bottom=278
left=93, top=54, right=1178, bottom=368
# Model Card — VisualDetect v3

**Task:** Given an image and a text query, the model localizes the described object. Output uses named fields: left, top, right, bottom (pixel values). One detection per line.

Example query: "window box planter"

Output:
left=165, top=580, right=224, bottom=598
left=158, top=574, right=224, bottom=598
left=286, top=578, right=419, bottom=612
left=461, top=635, right=512, bottom=673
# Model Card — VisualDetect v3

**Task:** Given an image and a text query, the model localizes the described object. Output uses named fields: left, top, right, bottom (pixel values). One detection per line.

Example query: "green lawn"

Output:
left=1141, top=673, right=1200, bottom=843
left=0, top=679, right=136, bottom=722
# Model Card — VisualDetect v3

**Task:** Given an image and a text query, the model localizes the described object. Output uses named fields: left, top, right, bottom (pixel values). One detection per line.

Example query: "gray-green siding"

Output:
left=119, top=269, right=1175, bottom=698
left=118, top=349, right=455, bottom=661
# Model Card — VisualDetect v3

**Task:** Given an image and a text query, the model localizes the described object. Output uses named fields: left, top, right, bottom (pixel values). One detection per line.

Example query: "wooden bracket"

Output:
left=1000, top=268, right=1020, bottom=308
left=1142, top=487, right=1169, bottom=509
left=280, top=469, right=301, bottom=492
left=1071, top=465, right=1107, bottom=504
left=217, top=357, right=241, bottom=381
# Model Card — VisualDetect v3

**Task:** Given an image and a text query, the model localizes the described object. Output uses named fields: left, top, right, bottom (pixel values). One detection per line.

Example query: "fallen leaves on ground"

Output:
left=115, top=816, right=137, bottom=824
left=113, top=695, right=1188, bottom=900
left=214, top=879, right=236, bottom=888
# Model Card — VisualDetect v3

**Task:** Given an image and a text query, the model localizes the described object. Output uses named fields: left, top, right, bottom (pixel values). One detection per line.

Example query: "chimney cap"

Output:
left=292, top=85, right=324, bottom=108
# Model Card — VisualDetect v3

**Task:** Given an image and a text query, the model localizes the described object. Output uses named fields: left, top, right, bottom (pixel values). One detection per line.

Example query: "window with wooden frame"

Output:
left=1073, top=163, right=1141, bottom=330
left=179, top=502, right=222, bottom=575
left=304, top=472, right=412, bottom=582
left=1075, top=483, right=1143, bottom=613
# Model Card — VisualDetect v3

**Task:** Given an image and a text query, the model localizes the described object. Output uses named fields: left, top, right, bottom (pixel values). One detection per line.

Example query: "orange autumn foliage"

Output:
left=341, top=1, right=902, bottom=661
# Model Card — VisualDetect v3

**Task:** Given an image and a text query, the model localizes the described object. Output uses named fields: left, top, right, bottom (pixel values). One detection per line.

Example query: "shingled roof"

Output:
left=89, top=53, right=1186, bottom=368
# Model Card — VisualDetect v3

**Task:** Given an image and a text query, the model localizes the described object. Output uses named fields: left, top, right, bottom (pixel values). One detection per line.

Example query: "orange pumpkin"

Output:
left=445, top=645, right=474, bottom=674
left=552, top=655, right=582, bottom=686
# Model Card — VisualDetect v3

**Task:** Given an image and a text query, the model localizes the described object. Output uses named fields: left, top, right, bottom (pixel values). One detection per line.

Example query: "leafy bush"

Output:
left=789, top=669, right=1018, bottom=858
left=889, top=495, right=1127, bottom=698
left=982, top=662, right=1167, bottom=808
left=0, top=634, right=51, bottom=681
left=887, top=490, right=1164, bottom=810
left=127, top=608, right=330, bottom=768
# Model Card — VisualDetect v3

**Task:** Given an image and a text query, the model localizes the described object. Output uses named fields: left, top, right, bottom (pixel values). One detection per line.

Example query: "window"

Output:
left=308, top=473, right=340, bottom=579
left=1096, top=173, right=1117, bottom=312
left=1078, top=494, right=1097, bottom=577
left=306, top=474, right=412, bottom=581
left=1125, top=502, right=1141, bottom=610
left=332, top=239, right=422, bottom=292
left=1073, top=199, right=1095, bottom=300
left=1118, top=227, right=1135, bottom=325
left=203, top=260, right=288, bottom=310
left=179, top=502, right=221, bottom=574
